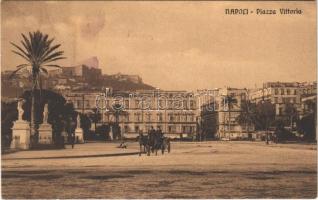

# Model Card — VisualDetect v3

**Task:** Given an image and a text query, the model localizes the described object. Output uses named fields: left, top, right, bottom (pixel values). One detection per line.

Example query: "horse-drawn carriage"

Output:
left=137, top=131, right=171, bottom=156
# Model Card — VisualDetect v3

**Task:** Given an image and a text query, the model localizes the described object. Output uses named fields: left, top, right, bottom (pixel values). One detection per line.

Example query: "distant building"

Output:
left=250, top=81, right=316, bottom=116
left=61, top=64, right=102, bottom=79
left=48, top=68, right=63, bottom=77
left=300, top=94, right=316, bottom=118
left=110, top=73, right=143, bottom=84
left=58, top=57, right=102, bottom=80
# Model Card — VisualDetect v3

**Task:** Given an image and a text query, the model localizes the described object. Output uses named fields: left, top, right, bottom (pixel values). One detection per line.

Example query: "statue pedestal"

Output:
left=61, top=131, right=68, bottom=143
left=10, top=120, right=30, bottom=150
left=38, top=123, right=53, bottom=145
left=75, top=128, right=84, bottom=143
left=109, top=128, right=114, bottom=141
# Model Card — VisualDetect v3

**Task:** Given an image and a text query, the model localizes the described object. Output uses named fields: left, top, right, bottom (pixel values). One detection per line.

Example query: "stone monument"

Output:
left=38, top=103, right=53, bottom=144
left=109, top=125, right=114, bottom=140
left=10, top=99, right=30, bottom=149
left=75, top=113, right=84, bottom=143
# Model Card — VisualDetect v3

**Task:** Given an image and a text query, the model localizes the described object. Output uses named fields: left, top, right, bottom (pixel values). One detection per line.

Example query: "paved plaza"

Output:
left=2, top=141, right=317, bottom=198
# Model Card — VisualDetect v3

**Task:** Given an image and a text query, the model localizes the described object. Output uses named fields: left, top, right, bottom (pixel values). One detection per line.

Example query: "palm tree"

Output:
left=90, top=108, right=101, bottom=132
left=223, top=94, right=237, bottom=139
left=111, top=103, right=128, bottom=140
left=284, top=103, right=298, bottom=131
left=10, top=31, right=65, bottom=147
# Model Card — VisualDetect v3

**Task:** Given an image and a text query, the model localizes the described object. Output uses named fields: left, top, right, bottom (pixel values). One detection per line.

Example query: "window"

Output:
left=135, top=126, right=139, bottom=132
left=169, top=114, right=174, bottom=122
left=157, top=113, right=163, bottom=122
left=124, top=126, right=129, bottom=133
left=275, top=89, right=279, bottom=95
left=279, top=108, right=283, bottom=115
left=135, top=100, right=140, bottom=108
left=168, top=125, right=175, bottom=133
left=287, top=89, right=290, bottom=95
left=146, top=113, right=151, bottom=121
left=125, top=114, right=129, bottom=122
left=175, top=114, right=180, bottom=122
left=124, top=100, right=129, bottom=109
left=281, top=89, right=284, bottom=95
left=159, top=100, right=165, bottom=108
left=183, top=100, right=188, bottom=109
left=190, top=115, right=194, bottom=122
left=182, top=114, right=187, bottom=122
left=190, top=100, right=195, bottom=109
left=168, top=100, right=173, bottom=108
left=135, top=113, right=141, bottom=122
left=77, top=100, right=82, bottom=108
left=168, top=126, right=172, bottom=133
left=174, top=100, right=182, bottom=110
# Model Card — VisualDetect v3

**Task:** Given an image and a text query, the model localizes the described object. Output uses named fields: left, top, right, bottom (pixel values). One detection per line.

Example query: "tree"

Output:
left=21, top=90, right=76, bottom=145
left=237, top=100, right=257, bottom=136
left=90, top=108, right=101, bottom=132
left=254, top=101, right=276, bottom=144
left=273, top=118, right=297, bottom=142
left=297, top=99, right=317, bottom=141
left=10, top=31, right=65, bottom=147
left=1, top=101, right=18, bottom=149
left=1, top=90, right=76, bottom=148
left=80, top=113, right=92, bottom=140
left=297, top=113, right=316, bottom=141
left=284, top=103, right=298, bottom=131
left=109, top=103, right=127, bottom=140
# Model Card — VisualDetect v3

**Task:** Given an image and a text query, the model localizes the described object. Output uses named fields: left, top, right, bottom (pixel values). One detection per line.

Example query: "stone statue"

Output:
left=77, top=114, right=81, bottom=128
left=17, top=99, right=25, bottom=121
left=43, top=104, right=49, bottom=123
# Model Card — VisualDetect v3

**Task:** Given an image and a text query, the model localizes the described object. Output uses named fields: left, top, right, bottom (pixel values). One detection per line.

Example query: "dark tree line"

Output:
left=237, top=99, right=316, bottom=142
left=1, top=89, right=92, bottom=148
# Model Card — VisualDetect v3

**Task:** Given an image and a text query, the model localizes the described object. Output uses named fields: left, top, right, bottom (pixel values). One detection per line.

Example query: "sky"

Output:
left=1, top=1, right=317, bottom=91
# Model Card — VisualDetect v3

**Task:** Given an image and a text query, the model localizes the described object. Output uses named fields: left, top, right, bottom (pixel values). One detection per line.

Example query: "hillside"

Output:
left=1, top=73, right=156, bottom=99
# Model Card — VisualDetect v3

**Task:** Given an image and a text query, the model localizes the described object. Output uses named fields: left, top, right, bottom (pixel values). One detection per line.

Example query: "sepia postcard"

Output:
left=1, top=0, right=317, bottom=199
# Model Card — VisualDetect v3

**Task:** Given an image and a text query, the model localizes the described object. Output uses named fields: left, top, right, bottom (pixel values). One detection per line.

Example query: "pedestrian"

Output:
left=71, top=133, right=75, bottom=149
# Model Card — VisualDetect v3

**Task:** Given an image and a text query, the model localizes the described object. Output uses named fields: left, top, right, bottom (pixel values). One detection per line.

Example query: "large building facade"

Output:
left=249, top=82, right=316, bottom=116
left=63, top=89, right=198, bottom=138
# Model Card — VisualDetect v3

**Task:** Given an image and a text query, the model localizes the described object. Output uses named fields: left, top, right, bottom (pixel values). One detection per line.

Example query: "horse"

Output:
left=147, top=130, right=171, bottom=156
left=161, top=137, right=171, bottom=154
left=147, top=130, right=156, bottom=155
left=137, top=132, right=148, bottom=156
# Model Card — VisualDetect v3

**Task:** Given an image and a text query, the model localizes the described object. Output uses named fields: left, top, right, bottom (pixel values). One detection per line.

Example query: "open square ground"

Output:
left=1, top=141, right=317, bottom=198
